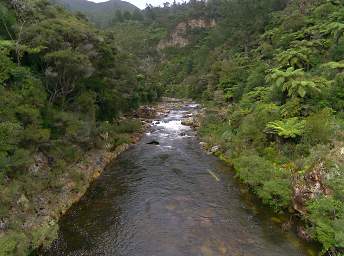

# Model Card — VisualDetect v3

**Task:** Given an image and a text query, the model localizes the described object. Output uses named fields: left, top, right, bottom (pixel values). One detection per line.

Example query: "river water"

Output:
left=45, top=102, right=317, bottom=256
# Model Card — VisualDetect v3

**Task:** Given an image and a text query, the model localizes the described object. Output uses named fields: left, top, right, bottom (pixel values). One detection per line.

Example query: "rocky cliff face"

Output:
left=158, top=19, right=216, bottom=50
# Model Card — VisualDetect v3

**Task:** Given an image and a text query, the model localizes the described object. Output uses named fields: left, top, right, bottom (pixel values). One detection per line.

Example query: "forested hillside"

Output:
left=133, top=0, right=344, bottom=254
left=109, top=0, right=344, bottom=254
left=0, top=0, right=344, bottom=255
left=0, top=1, right=160, bottom=255
left=51, top=0, right=139, bottom=27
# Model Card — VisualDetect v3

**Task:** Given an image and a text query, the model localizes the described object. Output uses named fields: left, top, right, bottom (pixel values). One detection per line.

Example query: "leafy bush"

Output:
left=266, top=117, right=305, bottom=139
left=303, top=108, right=334, bottom=146
left=234, top=153, right=292, bottom=211
left=113, top=119, right=141, bottom=134
left=233, top=103, right=280, bottom=151
left=307, top=197, right=344, bottom=252
left=0, top=231, right=29, bottom=256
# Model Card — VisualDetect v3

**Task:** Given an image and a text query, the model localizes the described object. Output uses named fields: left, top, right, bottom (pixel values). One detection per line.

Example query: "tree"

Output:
left=44, top=48, right=94, bottom=104
left=122, top=11, right=132, bottom=21
left=266, top=117, right=305, bottom=138
left=0, top=3, right=16, bottom=40
left=113, top=10, right=123, bottom=23
left=131, top=9, right=144, bottom=21
left=267, top=67, right=328, bottom=98
left=9, top=0, right=34, bottom=64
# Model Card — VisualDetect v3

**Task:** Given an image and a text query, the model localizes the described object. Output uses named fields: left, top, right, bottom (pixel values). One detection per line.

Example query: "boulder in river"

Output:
left=181, top=117, right=194, bottom=127
left=208, top=145, right=221, bottom=155
left=147, top=140, right=160, bottom=145
left=199, top=142, right=208, bottom=149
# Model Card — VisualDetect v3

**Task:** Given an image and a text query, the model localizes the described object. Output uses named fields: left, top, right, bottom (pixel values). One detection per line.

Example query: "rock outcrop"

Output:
left=158, top=19, right=216, bottom=49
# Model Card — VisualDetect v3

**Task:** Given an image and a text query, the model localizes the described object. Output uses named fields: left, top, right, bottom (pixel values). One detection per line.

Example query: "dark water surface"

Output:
left=45, top=103, right=317, bottom=256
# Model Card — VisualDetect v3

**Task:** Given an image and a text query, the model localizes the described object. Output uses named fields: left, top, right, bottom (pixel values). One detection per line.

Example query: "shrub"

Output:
left=234, top=103, right=280, bottom=151
left=257, top=173, right=292, bottom=211
left=266, top=117, right=306, bottom=139
left=113, top=119, right=141, bottom=134
left=234, top=153, right=274, bottom=187
left=234, top=153, right=292, bottom=211
left=0, top=231, right=29, bottom=256
left=330, top=73, right=344, bottom=111
left=303, top=108, right=334, bottom=146
left=307, top=197, right=344, bottom=252
left=329, top=40, right=344, bottom=61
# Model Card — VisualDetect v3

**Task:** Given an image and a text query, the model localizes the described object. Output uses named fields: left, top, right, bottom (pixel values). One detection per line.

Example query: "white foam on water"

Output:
left=157, top=120, right=190, bottom=132
left=188, top=103, right=200, bottom=108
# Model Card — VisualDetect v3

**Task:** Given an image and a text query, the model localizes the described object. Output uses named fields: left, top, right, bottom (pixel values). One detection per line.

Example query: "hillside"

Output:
left=111, top=0, right=344, bottom=254
left=51, top=0, right=139, bottom=26
left=1, top=0, right=344, bottom=255
left=0, top=1, right=160, bottom=255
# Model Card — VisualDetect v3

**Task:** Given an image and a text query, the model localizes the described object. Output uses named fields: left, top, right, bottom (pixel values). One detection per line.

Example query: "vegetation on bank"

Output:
left=1, top=0, right=344, bottom=255
left=121, top=0, right=343, bottom=254
left=0, top=1, right=161, bottom=255
left=153, top=0, right=344, bottom=254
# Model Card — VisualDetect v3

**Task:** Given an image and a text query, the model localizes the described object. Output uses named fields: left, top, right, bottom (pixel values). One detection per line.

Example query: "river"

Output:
left=44, top=102, right=317, bottom=256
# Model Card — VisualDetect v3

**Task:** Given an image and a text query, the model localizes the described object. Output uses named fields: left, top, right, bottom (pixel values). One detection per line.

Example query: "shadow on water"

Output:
left=41, top=102, right=320, bottom=256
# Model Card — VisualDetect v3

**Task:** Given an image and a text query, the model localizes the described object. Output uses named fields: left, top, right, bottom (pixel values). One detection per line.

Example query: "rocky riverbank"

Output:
left=0, top=100, right=184, bottom=256
left=189, top=105, right=343, bottom=254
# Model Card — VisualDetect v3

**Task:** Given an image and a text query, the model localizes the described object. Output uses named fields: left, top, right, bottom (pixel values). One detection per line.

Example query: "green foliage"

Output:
left=1, top=0, right=343, bottom=254
left=171, top=0, right=344, bottom=252
left=266, top=117, right=305, bottom=138
left=330, top=73, right=344, bottom=111
left=0, top=231, right=29, bottom=256
left=307, top=197, right=344, bottom=252
left=267, top=67, right=328, bottom=98
left=0, top=1, right=160, bottom=255
left=276, top=47, right=313, bottom=70
left=0, top=47, right=15, bottom=84
left=233, top=103, right=280, bottom=151
left=0, top=3, right=16, bottom=39
left=234, top=153, right=292, bottom=211
left=303, top=108, right=334, bottom=145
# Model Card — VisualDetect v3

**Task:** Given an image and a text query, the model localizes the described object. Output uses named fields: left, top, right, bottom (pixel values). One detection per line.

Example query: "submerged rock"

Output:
left=147, top=140, right=160, bottom=145
left=199, top=142, right=208, bottom=149
left=181, top=117, right=194, bottom=126
left=208, top=145, right=221, bottom=155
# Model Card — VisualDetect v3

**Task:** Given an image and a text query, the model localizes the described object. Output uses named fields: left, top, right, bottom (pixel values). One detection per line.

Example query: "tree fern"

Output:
left=266, top=117, right=305, bottom=138
left=267, top=67, right=329, bottom=98
left=276, top=47, right=313, bottom=70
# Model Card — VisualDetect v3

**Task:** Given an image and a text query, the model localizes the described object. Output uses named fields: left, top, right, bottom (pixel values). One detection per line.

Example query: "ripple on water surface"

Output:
left=44, top=102, right=319, bottom=256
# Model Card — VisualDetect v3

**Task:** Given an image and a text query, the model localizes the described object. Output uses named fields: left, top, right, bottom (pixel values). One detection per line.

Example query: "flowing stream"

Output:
left=45, top=102, right=318, bottom=256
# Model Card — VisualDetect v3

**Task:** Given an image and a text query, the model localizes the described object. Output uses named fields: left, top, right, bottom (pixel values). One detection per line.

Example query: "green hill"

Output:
left=51, top=0, right=139, bottom=26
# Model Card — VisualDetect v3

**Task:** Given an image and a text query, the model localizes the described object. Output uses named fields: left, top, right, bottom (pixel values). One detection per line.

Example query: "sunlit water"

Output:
left=44, top=103, right=318, bottom=256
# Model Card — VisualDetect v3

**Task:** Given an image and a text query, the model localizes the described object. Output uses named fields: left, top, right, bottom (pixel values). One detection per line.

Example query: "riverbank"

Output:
left=41, top=100, right=316, bottom=256
left=0, top=101, right=180, bottom=256
left=185, top=103, right=343, bottom=255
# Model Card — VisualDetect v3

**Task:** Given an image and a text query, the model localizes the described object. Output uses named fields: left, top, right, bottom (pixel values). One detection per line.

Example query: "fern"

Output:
left=321, top=61, right=344, bottom=70
left=266, top=117, right=305, bottom=138
left=267, top=67, right=329, bottom=98
left=276, top=47, right=313, bottom=69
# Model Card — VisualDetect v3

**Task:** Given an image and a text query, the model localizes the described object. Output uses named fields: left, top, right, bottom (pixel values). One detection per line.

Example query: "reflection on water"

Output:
left=44, top=102, right=318, bottom=256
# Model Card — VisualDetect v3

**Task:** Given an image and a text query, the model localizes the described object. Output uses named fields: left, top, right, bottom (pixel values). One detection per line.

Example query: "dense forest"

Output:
left=0, top=0, right=161, bottom=255
left=51, top=0, right=139, bottom=27
left=0, top=0, right=344, bottom=255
